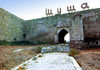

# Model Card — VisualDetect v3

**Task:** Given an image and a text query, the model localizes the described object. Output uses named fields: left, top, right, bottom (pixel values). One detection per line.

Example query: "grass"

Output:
left=74, top=48, right=100, bottom=70
left=17, top=66, right=27, bottom=70
left=32, top=47, right=42, bottom=53
left=68, top=49, right=80, bottom=57
left=0, top=46, right=35, bottom=69
left=0, top=44, right=52, bottom=70
left=0, top=41, right=34, bottom=46
left=0, top=41, right=53, bottom=46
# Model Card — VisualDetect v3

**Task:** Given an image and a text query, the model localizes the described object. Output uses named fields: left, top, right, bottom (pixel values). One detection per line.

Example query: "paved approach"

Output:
left=12, top=53, right=82, bottom=70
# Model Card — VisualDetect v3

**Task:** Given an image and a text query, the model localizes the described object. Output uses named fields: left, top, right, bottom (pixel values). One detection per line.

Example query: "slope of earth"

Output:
left=0, top=44, right=50, bottom=70
left=75, top=48, right=100, bottom=70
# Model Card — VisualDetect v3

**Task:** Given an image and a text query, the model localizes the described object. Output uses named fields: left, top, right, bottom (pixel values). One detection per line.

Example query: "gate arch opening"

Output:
left=58, top=29, right=70, bottom=43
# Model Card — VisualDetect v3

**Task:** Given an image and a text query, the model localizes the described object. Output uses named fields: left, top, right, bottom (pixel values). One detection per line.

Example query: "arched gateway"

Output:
left=58, top=29, right=68, bottom=43
left=54, top=15, right=84, bottom=48
left=54, top=28, right=70, bottom=44
left=54, top=19, right=71, bottom=44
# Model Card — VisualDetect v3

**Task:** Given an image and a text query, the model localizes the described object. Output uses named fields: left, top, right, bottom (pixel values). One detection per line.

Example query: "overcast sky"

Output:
left=0, top=0, right=100, bottom=20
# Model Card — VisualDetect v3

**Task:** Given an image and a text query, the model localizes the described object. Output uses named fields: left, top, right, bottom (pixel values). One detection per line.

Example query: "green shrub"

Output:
left=0, top=41, right=34, bottom=46
left=69, top=49, right=80, bottom=57
left=0, top=40, right=12, bottom=46
left=33, top=47, right=42, bottom=53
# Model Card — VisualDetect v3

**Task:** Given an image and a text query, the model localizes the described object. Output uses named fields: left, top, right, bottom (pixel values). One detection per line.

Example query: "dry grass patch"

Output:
left=0, top=44, right=52, bottom=70
left=75, top=48, right=100, bottom=70
left=68, top=49, right=80, bottom=57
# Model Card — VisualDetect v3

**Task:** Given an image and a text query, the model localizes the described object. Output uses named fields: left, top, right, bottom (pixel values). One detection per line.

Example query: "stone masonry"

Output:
left=0, top=8, right=100, bottom=46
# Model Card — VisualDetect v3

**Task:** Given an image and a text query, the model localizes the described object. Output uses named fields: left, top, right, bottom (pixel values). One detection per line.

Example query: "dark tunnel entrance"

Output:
left=58, top=29, right=68, bottom=43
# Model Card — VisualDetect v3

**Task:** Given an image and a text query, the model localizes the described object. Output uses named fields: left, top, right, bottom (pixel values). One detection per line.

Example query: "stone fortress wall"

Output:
left=0, top=8, right=100, bottom=45
left=0, top=8, right=24, bottom=42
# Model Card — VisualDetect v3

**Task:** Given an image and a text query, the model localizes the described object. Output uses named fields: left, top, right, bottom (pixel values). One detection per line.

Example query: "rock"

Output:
left=32, top=57, right=37, bottom=60
left=38, top=54, right=43, bottom=57
left=41, top=45, right=70, bottom=53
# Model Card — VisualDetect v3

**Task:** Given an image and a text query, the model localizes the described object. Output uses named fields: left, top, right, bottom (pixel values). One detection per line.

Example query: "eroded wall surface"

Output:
left=24, top=8, right=100, bottom=44
left=24, top=13, right=83, bottom=43
left=0, top=8, right=24, bottom=42
left=0, top=8, right=100, bottom=44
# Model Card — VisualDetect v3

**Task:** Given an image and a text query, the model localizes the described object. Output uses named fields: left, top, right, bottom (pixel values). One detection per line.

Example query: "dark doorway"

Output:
left=14, top=38, right=16, bottom=41
left=23, top=34, right=26, bottom=39
left=58, top=29, right=68, bottom=43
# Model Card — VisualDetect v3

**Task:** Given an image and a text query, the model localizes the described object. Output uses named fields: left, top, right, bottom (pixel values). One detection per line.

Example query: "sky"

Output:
left=64, top=33, right=70, bottom=42
left=0, top=0, right=100, bottom=20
